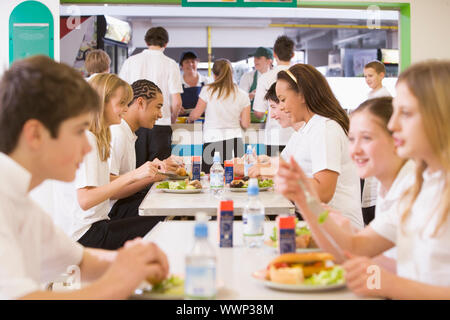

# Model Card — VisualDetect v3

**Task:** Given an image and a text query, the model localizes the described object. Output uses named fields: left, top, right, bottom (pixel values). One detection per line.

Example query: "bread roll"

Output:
left=269, top=266, right=304, bottom=284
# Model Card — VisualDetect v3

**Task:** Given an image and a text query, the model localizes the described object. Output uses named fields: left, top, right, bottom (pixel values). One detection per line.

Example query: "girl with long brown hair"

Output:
left=275, top=60, right=450, bottom=299
left=275, top=63, right=364, bottom=229
left=188, top=59, right=251, bottom=173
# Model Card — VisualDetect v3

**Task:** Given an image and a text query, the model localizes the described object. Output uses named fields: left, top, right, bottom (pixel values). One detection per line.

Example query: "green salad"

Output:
left=156, top=181, right=197, bottom=190
left=258, top=179, right=274, bottom=188
left=149, top=275, right=184, bottom=295
left=303, top=266, right=345, bottom=286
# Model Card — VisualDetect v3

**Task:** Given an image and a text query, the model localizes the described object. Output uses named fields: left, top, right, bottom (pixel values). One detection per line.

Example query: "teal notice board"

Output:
left=9, top=1, right=54, bottom=65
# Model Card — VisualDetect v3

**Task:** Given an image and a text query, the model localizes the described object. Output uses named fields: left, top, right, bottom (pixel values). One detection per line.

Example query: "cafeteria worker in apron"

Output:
left=238, top=47, right=273, bottom=122
left=179, top=51, right=211, bottom=116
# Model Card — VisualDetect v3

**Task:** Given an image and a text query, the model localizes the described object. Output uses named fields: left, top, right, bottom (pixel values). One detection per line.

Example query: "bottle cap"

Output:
left=247, top=178, right=259, bottom=195
left=194, top=223, right=208, bottom=238
left=224, top=160, right=233, bottom=167
left=194, top=212, right=209, bottom=238
left=277, top=215, right=296, bottom=229
left=192, top=156, right=201, bottom=163
left=246, top=145, right=253, bottom=154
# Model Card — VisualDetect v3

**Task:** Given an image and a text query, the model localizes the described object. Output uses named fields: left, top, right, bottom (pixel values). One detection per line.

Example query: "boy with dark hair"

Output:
left=253, top=35, right=296, bottom=157
left=0, top=55, right=168, bottom=299
left=108, top=79, right=181, bottom=220
left=120, top=26, right=183, bottom=166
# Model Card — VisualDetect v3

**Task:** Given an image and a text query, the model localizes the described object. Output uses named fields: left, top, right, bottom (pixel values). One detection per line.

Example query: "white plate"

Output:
left=229, top=187, right=272, bottom=192
left=160, top=188, right=203, bottom=194
left=252, top=269, right=346, bottom=292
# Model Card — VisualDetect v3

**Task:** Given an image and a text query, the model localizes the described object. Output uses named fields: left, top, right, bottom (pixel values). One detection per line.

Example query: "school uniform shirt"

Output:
left=199, top=85, right=250, bottom=143
left=53, top=131, right=110, bottom=241
left=368, top=86, right=392, bottom=99
left=370, top=168, right=450, bottom=287
left=109, top=119, right=138, bottom=208
left=119, top=49, right=183, bottom=126
left=280, top=126, right=303, bottom=160
left=239, top=70, right=262, bottom=93
left=109, top=119, right=137, bottom=176
left=253, top=65, right=295, bottom=146
left=288, top=114, right=364, bottom=229
left=0, top=153, right=83, bottom=299
left=374, top=160, right=415, bottom=260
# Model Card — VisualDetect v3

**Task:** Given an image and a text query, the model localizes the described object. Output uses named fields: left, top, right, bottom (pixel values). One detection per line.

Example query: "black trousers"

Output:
left=108, top=191, right=147, bottom=220
left=202, top=138, right=245, bottom=174
left=266, top=145, right=286, bottom=157
left=78, top=216, right=161, bottom=250
left=135, top=125, right=172, bottom=167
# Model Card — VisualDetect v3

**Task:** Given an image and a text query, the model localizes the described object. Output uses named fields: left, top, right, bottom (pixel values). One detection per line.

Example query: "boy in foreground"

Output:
left=0, top=55, right=168, bottom=299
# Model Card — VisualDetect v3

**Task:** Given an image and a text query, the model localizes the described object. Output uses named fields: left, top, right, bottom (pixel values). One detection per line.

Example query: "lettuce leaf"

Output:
left=156, top=182, right=169, bottom=189
left=303, top=266, right=345, bottom=285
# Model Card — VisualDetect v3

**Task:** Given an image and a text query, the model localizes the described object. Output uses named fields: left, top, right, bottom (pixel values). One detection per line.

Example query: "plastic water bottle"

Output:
left=210, top=152, right=224, bottom=198
left=243, top=178, right=265, bottom=248
left=185, top=213, right=217, bottom=299
left=244, top=145, right=255, bottom=177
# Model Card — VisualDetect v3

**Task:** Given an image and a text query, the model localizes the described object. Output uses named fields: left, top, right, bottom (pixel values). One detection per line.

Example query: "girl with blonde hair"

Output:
left=275, top=60, right=450, bottom=299
left=188, top=59, right=250, bottom=173
left=54, top=73, right=161, bottom=250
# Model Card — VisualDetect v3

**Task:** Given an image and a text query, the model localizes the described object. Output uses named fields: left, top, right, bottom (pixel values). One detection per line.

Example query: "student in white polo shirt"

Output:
left=188, top=59, right=251, bottom=173
left=276, top=60, right=450, bottom=299
left=53, top=74, right=163, bottom=250
left=253, top=36, right=295, bottom=157
left=0, top=56, right=168, bottom=299
left=109, top=79, right=182, bottom=220
left=119, top=26, right=183, bottom=164
left=275, top=64, right=364, bottom=229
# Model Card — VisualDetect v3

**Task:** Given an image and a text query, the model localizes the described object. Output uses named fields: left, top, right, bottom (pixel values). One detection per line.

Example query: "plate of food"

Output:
left=229, top=178, right=274, bottom=192
left=132, top=275, right=185, bottom=300
left=265, top=220, right=321, bottom=253
left=252, top=252, right=346, bottom=292
left=156, top=179, right=203, bottom=194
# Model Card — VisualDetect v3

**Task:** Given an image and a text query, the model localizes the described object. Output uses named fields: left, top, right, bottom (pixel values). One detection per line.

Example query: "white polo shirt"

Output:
left=199, top=85, right=250, bottom=143
left=370, top=168, right=450, bottom=286
left=368, top=86, right=392, bottom=99
left=53, top=131, right=110, bottom=241
left=288, top=114, right=364, bottom=229
left=119, top=49, right=183, bottom=126
left=374, top=160, right=415, bottom=259
left=280, top=126, right=303, bottom=160
left=239, top=70, right=261, bottom=93
left=109, top=119, right=137, bottom=176
left=0, top=153, right=83, bottom=299
left=253, top=65, right=295, bottom=146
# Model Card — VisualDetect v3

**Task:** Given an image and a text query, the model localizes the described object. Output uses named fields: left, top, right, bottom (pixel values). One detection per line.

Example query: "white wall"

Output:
left=306, top=0, right=450, bottom=63
left=0, top=0, right=60, bottom=75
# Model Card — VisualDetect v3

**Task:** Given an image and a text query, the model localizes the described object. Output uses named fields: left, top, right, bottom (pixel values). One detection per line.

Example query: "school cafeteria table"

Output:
left=143, top=221, right=370, bottom=300
left=139, top=184, right=296, bottom=217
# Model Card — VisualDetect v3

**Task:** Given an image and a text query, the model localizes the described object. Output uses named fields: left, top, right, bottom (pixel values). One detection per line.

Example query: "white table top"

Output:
left=139, top=184, right=295, bottom=216
left=143, top=221, right=367, bottom=300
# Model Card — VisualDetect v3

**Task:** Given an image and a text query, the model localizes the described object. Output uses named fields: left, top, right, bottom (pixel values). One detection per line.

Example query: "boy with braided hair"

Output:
left=109, top=79, right=183, bottom=220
